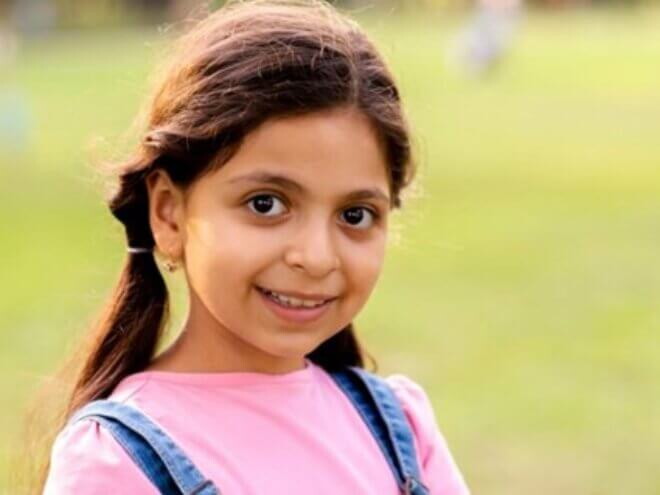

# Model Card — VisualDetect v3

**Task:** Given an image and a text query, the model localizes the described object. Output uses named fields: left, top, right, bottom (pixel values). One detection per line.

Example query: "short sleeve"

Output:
left=43, top=418, right=159, bottom=494
left=385, top=374, right=471, bottom=495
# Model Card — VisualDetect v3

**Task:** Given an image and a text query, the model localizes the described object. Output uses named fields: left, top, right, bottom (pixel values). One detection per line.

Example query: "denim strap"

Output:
left=69, top=400, right=219, bottom=495
left=329, top=367, right=430, bottom=495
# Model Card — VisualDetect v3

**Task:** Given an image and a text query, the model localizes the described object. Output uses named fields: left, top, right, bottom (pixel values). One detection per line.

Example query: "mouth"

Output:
left=254, top=285, right=336, bottom=323
left=255, top=285, right=336, bottom=308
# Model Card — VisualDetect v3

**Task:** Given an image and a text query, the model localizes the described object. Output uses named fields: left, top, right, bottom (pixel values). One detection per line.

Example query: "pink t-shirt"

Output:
left=44, top=358, right=470, bottom=494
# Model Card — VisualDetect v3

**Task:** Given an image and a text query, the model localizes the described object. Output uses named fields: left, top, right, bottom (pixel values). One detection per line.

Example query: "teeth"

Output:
left=262, top=288, right=327, bottom=309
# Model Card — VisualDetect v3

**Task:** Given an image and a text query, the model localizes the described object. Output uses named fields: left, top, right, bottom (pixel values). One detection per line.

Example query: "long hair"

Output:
left=23, top=0, right=415, bottom=492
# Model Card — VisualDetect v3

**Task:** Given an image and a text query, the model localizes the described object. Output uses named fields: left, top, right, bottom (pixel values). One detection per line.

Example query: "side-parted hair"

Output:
left=25, top=1, right=415, bottom=491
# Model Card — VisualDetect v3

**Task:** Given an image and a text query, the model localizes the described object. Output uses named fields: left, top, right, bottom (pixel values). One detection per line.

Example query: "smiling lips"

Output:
left=256, top=286, right=336, bottom=306
left=255, top=285, right=336, bottom=323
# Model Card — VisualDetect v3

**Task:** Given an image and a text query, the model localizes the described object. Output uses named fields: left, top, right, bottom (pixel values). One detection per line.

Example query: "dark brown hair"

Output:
left=23, top=0, right=415, bottom=491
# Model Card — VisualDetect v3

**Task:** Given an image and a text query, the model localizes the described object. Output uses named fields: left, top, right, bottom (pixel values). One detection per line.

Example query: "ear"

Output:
left=145, top=169, right=186, bottom=261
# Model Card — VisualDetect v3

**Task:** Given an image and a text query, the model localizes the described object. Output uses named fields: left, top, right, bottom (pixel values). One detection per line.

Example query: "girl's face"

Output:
left=148, top=106, right=392, bottom=372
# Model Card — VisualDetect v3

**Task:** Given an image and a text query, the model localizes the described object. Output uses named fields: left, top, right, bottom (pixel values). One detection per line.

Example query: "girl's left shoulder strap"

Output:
left=328, top=366, right=430, bottom=495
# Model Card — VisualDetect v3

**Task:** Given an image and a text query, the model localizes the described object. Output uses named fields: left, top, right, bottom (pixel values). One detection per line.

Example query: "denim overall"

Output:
left=68, top=366, right=430, bottom=495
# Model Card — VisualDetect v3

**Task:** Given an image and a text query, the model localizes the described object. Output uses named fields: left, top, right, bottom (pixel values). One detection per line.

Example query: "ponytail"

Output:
left=18, top=163, right=172, bottom=494
left=66, top=168, right=167, bottom=414
left=67, top=251, right=168, bottom=413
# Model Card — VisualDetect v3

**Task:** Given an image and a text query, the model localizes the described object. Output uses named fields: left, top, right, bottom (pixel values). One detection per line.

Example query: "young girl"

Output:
left=41, top=1, right=470, bottom=493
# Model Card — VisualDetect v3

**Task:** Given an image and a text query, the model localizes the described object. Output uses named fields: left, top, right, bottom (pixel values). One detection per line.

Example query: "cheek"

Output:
left=185, top=217, right=248, bottom=287
left=184, top=215, right=285, bottom=291
left=342, top=235, right=387, bottom=296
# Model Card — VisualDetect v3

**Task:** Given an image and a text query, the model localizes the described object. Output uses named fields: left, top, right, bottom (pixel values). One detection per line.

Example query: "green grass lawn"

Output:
left=1, top=7, right=659, bottom=494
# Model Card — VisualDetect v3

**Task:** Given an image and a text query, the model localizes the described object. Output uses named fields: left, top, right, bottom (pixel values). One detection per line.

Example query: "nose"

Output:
left=284, top=219, right=340, bottom=278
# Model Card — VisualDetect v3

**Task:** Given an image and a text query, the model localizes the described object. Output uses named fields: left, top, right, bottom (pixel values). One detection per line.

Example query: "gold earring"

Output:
left=163, top=258, right=179, bottom=273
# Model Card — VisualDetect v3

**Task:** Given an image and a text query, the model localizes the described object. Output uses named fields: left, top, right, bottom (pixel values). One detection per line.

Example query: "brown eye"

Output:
left=246, top=194, right=287, bottom=217
left=341, top=207, right=377, bottom=230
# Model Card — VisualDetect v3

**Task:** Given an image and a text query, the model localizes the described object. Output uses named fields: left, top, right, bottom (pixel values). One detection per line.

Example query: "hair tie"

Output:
left=127, top=246, right=153, bottom=254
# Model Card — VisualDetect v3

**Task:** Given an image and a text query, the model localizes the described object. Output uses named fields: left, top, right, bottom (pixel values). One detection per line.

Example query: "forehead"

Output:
left=203, top=106, right=391, bottom=201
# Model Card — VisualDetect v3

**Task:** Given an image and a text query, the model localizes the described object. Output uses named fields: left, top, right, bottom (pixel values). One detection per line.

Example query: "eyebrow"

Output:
left=228, top=171, right=391, bottom=205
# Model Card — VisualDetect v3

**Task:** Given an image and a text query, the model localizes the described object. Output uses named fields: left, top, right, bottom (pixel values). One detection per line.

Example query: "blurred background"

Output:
left=1, top=0, right=659, bottom=493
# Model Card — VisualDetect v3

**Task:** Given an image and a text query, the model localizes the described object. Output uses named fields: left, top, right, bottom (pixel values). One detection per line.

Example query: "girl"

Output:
left=41, top=1, right=470, bottom=493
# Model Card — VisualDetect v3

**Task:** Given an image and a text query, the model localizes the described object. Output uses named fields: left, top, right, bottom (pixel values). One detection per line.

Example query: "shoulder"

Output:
left=384, top=373, right=471, bottom=495
left=43, top=416, right=158, bottom=494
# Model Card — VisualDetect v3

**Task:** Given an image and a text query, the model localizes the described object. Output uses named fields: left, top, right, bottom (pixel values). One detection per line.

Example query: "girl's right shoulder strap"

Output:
left=68, top=399, right=219, bottom=495
left=328, top=366, right=430, bottom=495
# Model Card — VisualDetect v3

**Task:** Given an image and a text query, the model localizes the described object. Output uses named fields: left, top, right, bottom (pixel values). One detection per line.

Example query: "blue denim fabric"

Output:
left=68, top=366, right=429, bottom=495
left=328, top=367, right=430, bottom=495
left=69, top=400, right=219, bottom=495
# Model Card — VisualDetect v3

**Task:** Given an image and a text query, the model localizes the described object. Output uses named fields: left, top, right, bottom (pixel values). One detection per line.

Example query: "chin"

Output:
left=258, top=335, right=323, bottom=361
